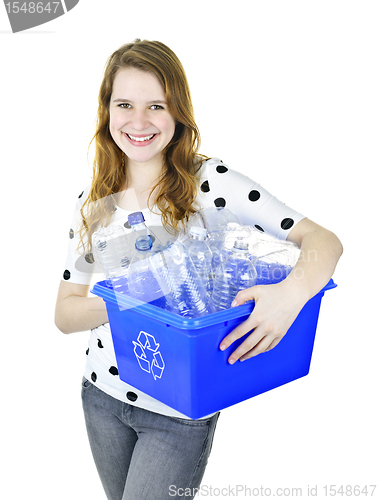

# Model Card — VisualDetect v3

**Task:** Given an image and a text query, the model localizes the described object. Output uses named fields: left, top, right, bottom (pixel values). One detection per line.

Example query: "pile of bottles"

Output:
left=92, top=208, right=299, bottom=319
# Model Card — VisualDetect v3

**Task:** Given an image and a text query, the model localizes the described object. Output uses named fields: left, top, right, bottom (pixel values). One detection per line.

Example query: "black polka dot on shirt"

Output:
left=254, top=225, right=264, bottom=232
left=63, top=269, right=71, bottom=280
left=109, top=366, right=119, bottom=376
left=78, top=191, right=84, bottom=199
left=85, top=253, right=95, bottom=264
left=91, top=372, right=97, bottom=383
left=214, top=197, right=226, bottom=208
left=248, top=190, right=261, bottom=202
left=124, top=221, right=131, bottom=229
left=69, top=228, right=74, bottom=239
left=127, top=391, right=138, bottom=402
left=201, top=180, right=210, bottom=192
left=97, top=339, right=104, bottom=349
left=281, top=218, right=294, bottom=230
left=216, top=165, right=228, bottom=174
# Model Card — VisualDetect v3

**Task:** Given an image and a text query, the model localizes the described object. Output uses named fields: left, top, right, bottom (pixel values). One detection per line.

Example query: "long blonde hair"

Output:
left=78, top=39, right=208, bottom=254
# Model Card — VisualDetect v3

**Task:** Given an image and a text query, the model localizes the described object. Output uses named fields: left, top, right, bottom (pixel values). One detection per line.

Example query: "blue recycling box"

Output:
left=91, top=280, right=337, bottom=419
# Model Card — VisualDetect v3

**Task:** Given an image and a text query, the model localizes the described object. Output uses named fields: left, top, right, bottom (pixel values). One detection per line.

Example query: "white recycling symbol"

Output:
left=132, top=331, right=165, bottom=380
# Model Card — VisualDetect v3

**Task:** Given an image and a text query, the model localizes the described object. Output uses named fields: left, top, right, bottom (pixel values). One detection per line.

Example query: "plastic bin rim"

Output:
left=91, top=279, right=337, bottom=331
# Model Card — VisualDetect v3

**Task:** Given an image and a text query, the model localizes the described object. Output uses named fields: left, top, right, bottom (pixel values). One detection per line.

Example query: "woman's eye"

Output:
left=150, top=105, right=164, bottom=110
left=119, top=103, right=131, bottom=109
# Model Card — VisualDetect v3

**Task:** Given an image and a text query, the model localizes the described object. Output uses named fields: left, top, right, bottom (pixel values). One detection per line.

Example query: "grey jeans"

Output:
left=81, top=377, right=220, bottom=500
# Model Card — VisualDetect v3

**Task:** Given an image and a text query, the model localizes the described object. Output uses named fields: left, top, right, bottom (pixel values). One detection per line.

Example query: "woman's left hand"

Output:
left=219, top=218, right=343, bottom=364
left=219, top=281, right=307, bottom=364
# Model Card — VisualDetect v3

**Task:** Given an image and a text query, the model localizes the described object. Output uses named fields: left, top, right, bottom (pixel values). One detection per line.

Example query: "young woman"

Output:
left=55, top=39, right=342, bottom=500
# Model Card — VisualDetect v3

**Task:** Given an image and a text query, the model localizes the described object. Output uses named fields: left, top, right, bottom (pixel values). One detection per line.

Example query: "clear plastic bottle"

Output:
left=212, top=240, right=257, bottom=312
left=127, top=235, right=166, bottom=308
left=150, top=241, right=214, bottom=318
left=125, top=211, right=162, bottom=271
left=199, top=206, right=241, bottom=232
left=183, top=226, right=213, bottom=295
left=253, top=234, right=299, bottom=285
left=128, top=211, right=160, bottom=246
left=178, top=207, right=240, bottom=244
left=92, top=225, right=131, bottom=293
left=201, top=207, right=242, bottom=285
left=254, top=251, right=292, bottom=285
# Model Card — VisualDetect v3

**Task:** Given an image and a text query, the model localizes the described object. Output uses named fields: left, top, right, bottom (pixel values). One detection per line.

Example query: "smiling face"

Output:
left=109, top=67, right=176, bottom=170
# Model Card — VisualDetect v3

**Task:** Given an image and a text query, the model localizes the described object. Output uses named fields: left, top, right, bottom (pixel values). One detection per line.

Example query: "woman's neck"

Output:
left=116, top=155, right=164, bottom=211
left=125, top=155, right=164, bottom=190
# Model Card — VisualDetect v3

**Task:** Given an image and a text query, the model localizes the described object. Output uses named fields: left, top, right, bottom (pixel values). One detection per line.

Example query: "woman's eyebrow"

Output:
left=112, top=98, right=167, bottom=104
left=147, top=100, right=167, bottom=104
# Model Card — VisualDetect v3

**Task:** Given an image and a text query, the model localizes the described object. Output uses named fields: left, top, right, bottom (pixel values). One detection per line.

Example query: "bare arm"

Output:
left=283, top=217, right=343, bottom=301
left=55, top=281, right=109, bottom=334
left=219, top=218, right=343, bottom=363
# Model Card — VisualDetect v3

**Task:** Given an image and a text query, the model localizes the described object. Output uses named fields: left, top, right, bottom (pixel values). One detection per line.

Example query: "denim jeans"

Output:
left=81, top=377, right=220, bottom=500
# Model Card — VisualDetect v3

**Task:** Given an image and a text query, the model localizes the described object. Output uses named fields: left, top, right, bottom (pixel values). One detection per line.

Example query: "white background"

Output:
left=1, top=1, right=377, bottom=498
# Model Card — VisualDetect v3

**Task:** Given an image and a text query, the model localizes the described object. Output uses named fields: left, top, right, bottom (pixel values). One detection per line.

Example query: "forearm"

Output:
left=284, top=225, right=343, bottom=303
left=55, top=295, right=109, bottom=334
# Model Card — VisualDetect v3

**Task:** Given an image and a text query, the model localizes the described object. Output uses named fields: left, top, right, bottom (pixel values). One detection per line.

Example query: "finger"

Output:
left=239, top=336, right=273, bottom=361
left=265, top=337, right=281, bottom=352
left=226, top=327, right=266, bottom=364
left=232, top=286, right=259, bottom=306
left=219, top=314, right=258, bottom=354
left=239, top=335, right=283, bottom=362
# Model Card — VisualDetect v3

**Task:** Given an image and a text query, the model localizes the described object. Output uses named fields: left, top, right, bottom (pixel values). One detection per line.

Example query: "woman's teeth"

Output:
left=127, top=134, right=155, bottom=142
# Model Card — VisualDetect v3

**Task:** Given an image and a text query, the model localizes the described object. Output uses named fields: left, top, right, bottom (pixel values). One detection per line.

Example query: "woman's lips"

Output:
left=124, top=133, right=158, bottom=146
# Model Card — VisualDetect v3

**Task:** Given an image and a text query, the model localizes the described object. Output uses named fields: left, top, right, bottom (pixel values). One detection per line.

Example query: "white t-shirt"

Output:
left=62, top=158, right=305, bottom=419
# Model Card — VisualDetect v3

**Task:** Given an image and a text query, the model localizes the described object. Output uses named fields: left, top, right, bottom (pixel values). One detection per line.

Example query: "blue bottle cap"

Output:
left=128, top=212, right=145, bottom=225
left=135, top=235, right=153, bottom=251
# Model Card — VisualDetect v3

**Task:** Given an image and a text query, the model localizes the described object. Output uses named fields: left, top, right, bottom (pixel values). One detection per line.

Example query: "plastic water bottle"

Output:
left=127, top=235, right=166, bottom=307
left=200, top=207, right=242, bottom=285
left=183, top=226, right=213, bottom=294
left=124, top=211, right=162, bottom=270
left=253, top=236, right=299, bottom=285
left=150, top=241, right=214, bottom=318
left=212, top=240, right=257, bottom=312
left=178, top=207, right=240, bottom=244
left=128, top=211, right=160, bottom=247
left=92, top=225, right=131, bottom=293
left=199, top=206, right=241, bottom=232
left=207, top=232, right=229, bottom=291
left=254, top=250, right=294, bottom=285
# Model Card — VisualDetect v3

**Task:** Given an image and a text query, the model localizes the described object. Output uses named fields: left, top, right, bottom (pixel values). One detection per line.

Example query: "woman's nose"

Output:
left=129, top=109, right=150, bottom=130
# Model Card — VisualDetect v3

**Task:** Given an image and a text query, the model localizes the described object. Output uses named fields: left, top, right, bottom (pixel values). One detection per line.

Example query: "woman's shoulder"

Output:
left=72, top=184, right=91, bottom=211
left=197, top=156, right=230, bottom=176
left=197, top=157, right=248, bottom=187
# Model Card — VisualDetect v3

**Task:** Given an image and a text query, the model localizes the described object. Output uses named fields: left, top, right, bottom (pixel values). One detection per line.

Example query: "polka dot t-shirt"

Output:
left=62, top=158, right=305, bottom=419
left=196, top=158, right=304, bottom=238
